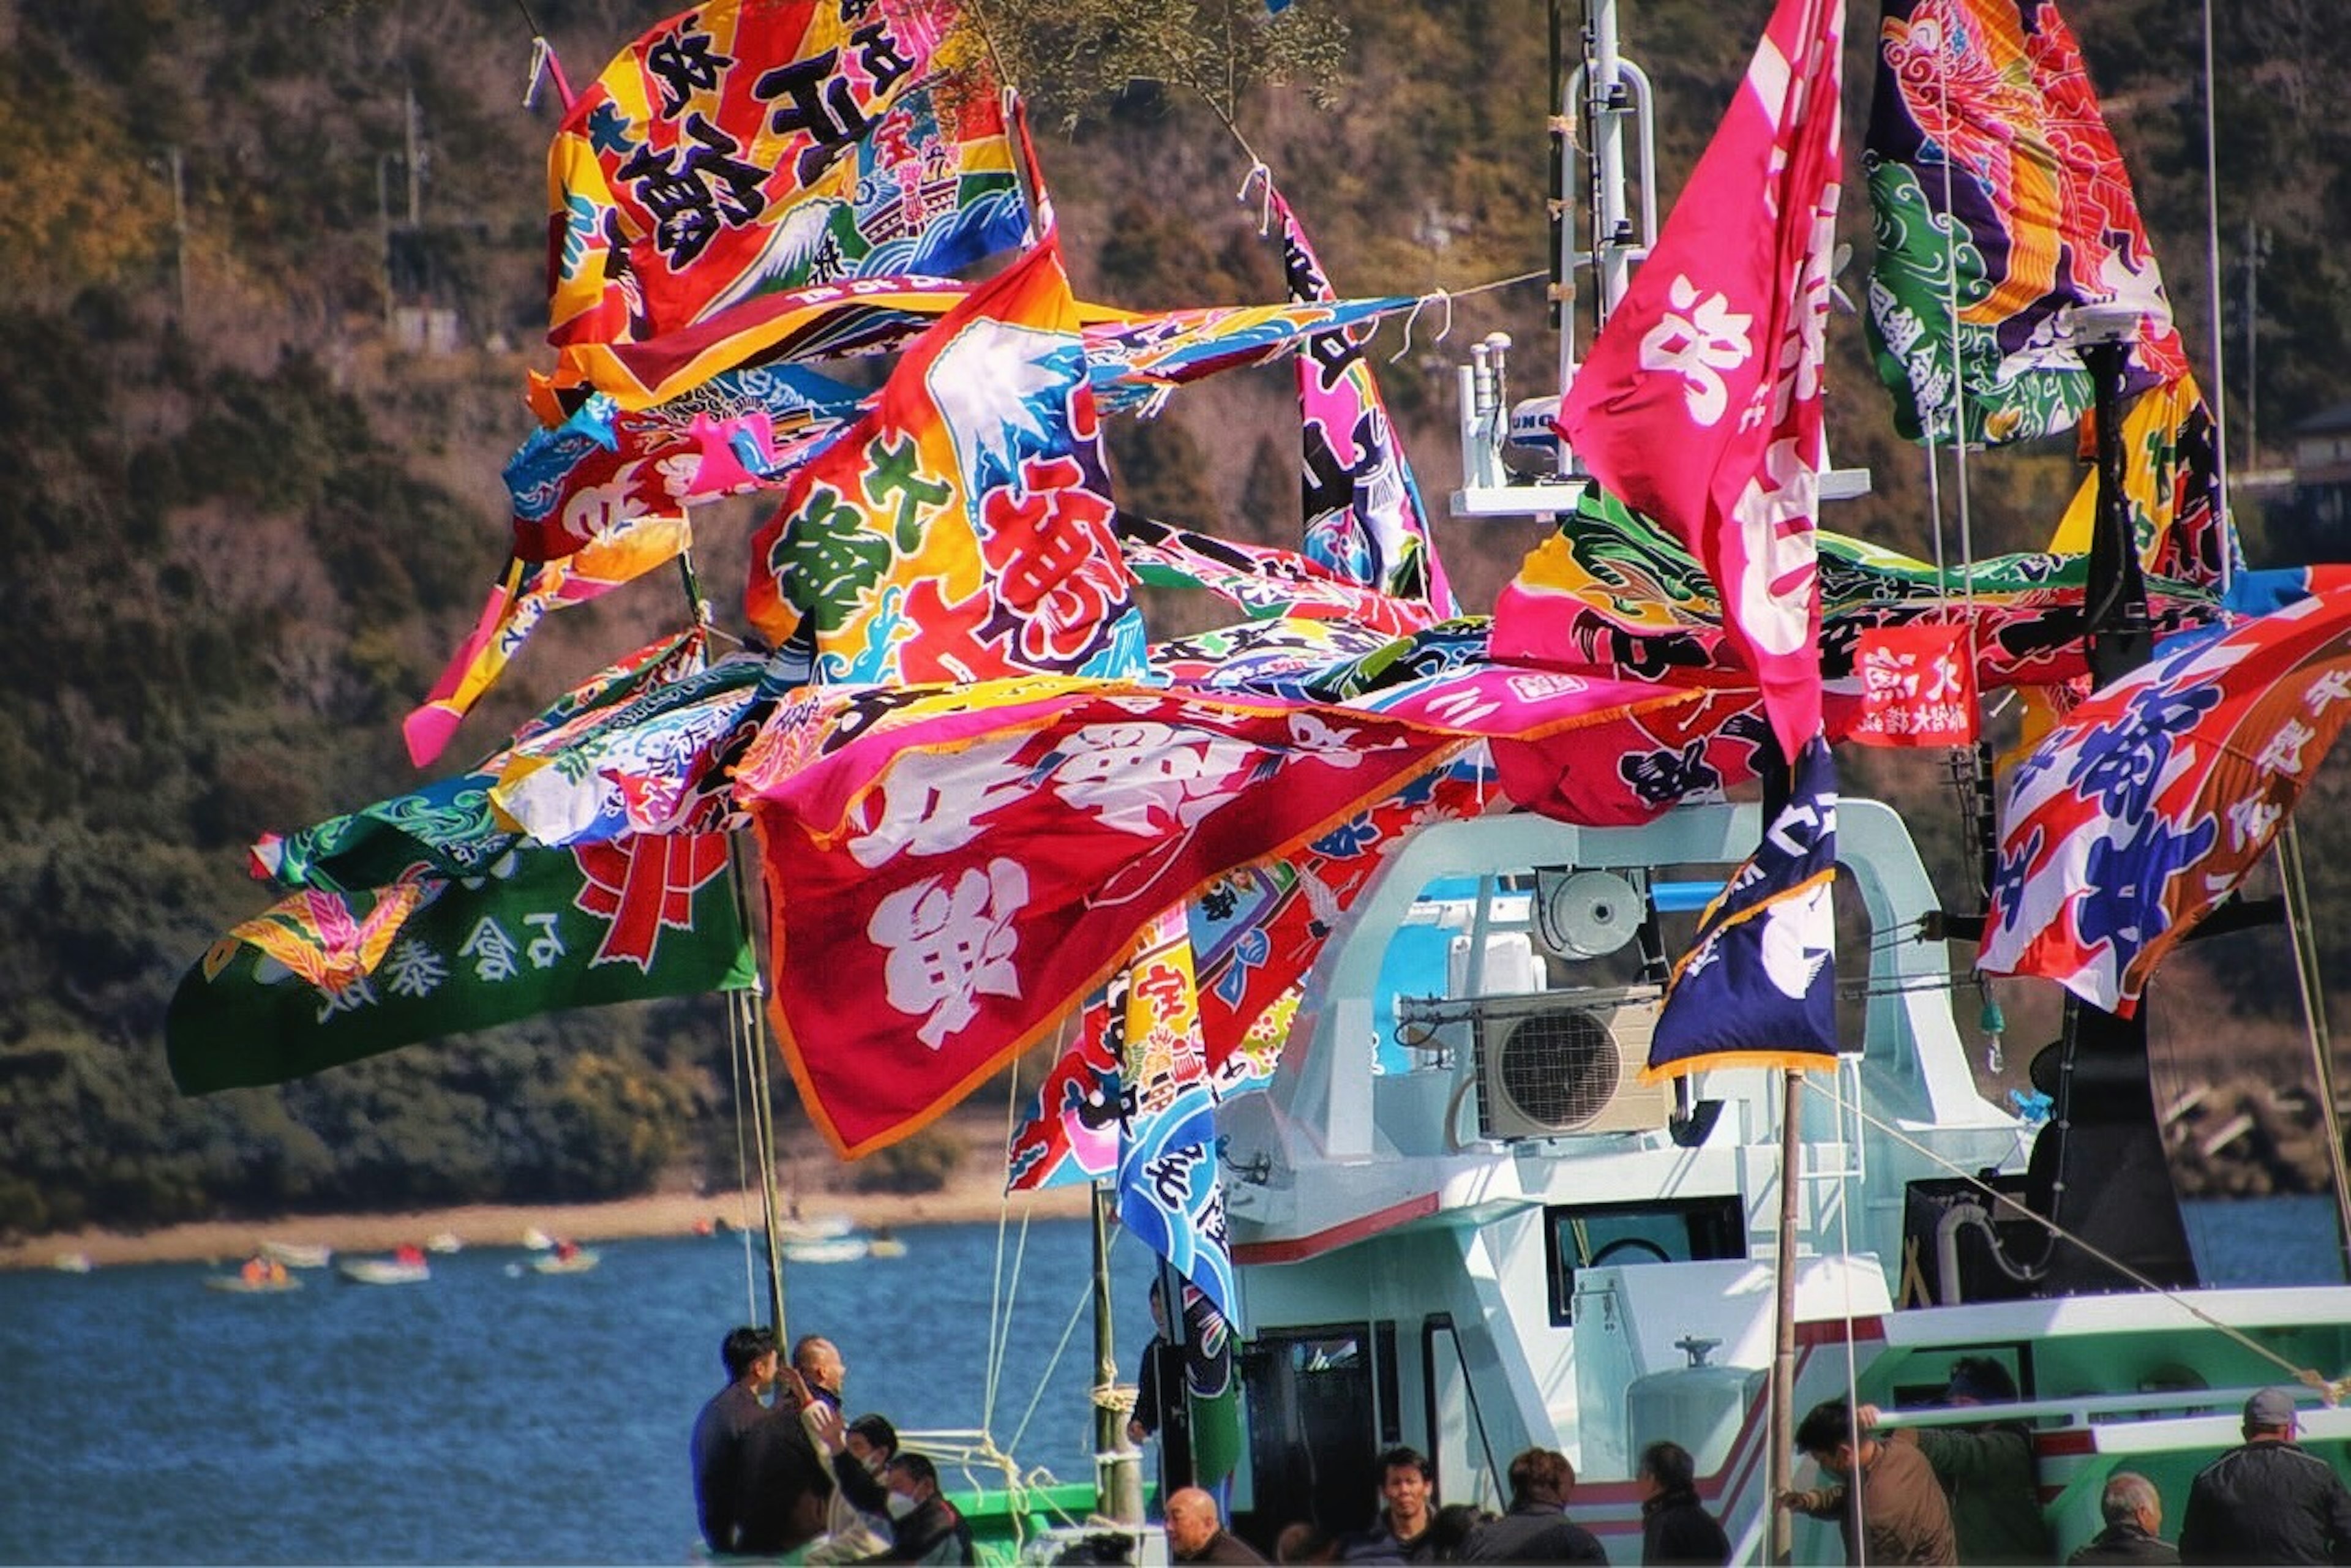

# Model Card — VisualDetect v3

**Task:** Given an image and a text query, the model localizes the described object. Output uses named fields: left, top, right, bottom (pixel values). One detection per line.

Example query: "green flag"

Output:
left=167, top=835, right=756, bottom=1095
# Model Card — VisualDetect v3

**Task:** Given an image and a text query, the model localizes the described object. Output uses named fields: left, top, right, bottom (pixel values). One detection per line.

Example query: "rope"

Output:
left=1801, top=1075, right=2348, bottom=1401
left=1235, top=162, right=1276, bottom=236
left=2276, top=819, right=2351, bottom=1274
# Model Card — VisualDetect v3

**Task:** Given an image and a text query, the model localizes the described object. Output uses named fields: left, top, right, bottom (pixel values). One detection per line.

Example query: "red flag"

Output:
left=1555, top=0, right=1843, bottom=761
left=1850, top=625, right=1979, bottom=748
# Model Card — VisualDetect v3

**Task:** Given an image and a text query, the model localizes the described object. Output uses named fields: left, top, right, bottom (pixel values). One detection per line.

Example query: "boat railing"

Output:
left=1868, top=1382, right=2336, bottom=1433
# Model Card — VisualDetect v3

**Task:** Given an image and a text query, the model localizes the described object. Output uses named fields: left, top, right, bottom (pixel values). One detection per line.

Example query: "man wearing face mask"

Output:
left=802, top=1404, right=900, bottom=1564
left=1778, top=1398, right=1956, bottom=1565
left=862, top=1451, right=973, bottom=1564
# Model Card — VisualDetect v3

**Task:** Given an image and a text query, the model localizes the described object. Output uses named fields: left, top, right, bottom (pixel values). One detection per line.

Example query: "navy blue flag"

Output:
left=1646, top=733, right=1840, bottom=1078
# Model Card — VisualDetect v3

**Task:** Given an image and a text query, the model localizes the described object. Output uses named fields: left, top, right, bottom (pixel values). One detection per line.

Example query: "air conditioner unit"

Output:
left=1474, top=987, right=1672, bottom=1140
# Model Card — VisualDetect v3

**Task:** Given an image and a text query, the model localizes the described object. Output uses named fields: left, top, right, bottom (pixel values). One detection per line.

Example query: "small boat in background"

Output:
left=781, top=1235, right=871, bottom=1264
left=519, top=1227, right=555, bottom=1251
left=211, top=1255, right=299, bottom=1293
left=531, top=1240, right=600, bottom=1275
left=258, top=1240, right=332, bottom=1269
left=51, top=1252, right=94, bottom=1274
left=423, top=1231, right=464, bottom=1255
left=773, top=1214, right=853, bottom=1244
left=337, top=1244, right=430, bottom=1285
left=865, top=1229, right=907, bottom=1260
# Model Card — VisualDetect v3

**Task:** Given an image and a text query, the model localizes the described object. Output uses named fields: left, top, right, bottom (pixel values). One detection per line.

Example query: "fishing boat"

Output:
left=337, top=1249, right=432, bottom=1286
left=530, top=1244, right=601, bottom=1275
left=424, top=1231, right=465, bottom=1255
left=779, top=1235, right=872, bottom=1266
left=51, top=1252, right=93, bottom=1274
left=204, top=1270, right=302, bottom=1294
left=257, top=1240, right=332, bottom=1270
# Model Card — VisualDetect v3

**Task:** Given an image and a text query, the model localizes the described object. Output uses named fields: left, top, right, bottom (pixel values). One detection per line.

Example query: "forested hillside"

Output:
left=4, top=0, right=2346, bottom=1237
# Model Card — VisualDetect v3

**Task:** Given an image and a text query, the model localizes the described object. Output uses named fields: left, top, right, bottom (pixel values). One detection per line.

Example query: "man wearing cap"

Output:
left=2178, top=1387, right=2351, bottom=1564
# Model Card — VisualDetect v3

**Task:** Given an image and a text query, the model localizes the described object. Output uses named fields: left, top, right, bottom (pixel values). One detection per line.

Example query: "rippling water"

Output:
left=0, top=1200, right=2338, bottom=1564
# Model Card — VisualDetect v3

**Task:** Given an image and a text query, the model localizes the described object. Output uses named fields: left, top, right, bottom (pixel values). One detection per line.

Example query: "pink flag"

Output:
left=1554, top=0, right=1843, bottom=761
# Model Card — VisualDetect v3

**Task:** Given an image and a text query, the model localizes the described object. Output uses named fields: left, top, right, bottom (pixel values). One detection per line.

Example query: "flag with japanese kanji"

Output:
left=1554, top=0, right=1843, bottom=764
left=167, top=836, right=756, bottom=1095
left=1273, top=187, right=1456, bottom=614
left=1850, top=624, right=1979, bottom=747
left=744, top=233, right=1147, bottom=683
left=546, top=0, right=1027, bottom=353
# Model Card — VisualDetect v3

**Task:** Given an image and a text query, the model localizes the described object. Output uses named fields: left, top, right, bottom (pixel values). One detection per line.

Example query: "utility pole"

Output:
left=2243, top=220, right=2269, bottom=470
left=164, top=145, right=188, bottom=315
left=404, top=85, right=423, bottom=228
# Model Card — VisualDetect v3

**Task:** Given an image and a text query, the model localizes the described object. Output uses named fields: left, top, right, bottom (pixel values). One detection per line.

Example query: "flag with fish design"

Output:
left=1864, top=0, right=2188, bottom=445
left=1646, top=733, right=1840, bottom=1078
left=738, top=670, right=1714, bottom=1155
left=1273, top=188, right=1456, bottom=613
left=1116, top=512, right=1439, bottom=638
left=546, top=0, right=1025, bottom=351
left=1979, top=579, right=2351, bottom=1014
left=168, top=835, right=756, bottom=1095
left=744, top=234, right=1147, bottom=683
left=1554, top=0, right=1843, bottom=763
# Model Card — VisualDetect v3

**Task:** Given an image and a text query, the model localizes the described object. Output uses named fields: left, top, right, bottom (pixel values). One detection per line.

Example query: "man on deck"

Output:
left=2180, top=1387, right=2351, bottom=1564
left=690, top=1326, right=778, bottom=1555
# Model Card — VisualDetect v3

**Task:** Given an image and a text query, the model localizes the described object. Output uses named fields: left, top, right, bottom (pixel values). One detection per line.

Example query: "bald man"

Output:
left=1168, top=1487, right=1267, bottom=1564
left=791, top=1335, right=846, bottom=1411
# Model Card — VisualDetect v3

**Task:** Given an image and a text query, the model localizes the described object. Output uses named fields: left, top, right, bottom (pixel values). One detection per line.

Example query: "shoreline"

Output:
left=1, top=1168, right=1093, bottom=1273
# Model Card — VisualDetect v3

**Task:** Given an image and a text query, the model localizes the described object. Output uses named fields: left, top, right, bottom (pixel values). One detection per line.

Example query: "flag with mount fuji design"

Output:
left=1646, top=733, right=1840, bottom=1078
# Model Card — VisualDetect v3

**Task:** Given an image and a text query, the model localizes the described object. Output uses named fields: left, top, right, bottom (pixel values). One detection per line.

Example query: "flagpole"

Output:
left=1769, top=1066, right=1802, bottom=1566
left=1093, top=1181, right=1145, bottom=1524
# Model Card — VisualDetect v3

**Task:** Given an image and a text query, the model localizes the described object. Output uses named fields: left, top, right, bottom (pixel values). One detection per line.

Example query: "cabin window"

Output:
left=1237, top=1322, right=1396, bottom=1538
left=1543, top=1197, right=1747, bottom=1326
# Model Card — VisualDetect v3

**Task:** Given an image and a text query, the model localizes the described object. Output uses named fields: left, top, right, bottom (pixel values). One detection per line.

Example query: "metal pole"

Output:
left=2244, top=219, right=2260, bottom=470
left=1768, top=1068, right=1803, bottom=1566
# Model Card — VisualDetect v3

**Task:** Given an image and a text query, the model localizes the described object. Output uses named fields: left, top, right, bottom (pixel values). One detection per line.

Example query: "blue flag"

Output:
left=1647, top=733, right=1840, bottom=1078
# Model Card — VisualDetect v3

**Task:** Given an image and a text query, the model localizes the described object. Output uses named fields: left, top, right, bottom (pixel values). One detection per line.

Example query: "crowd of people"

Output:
left=1780, top=1365, right=2351, bottom=1566
left=690, top=1325, right=974, bottom=1564
left=694, top=1329, right=2349, bottom=1565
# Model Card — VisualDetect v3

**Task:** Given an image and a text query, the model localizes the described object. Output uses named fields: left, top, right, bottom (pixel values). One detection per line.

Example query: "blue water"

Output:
left=0, top=1201, right=2339, bottom=1564
left=0, top=1219, right=1159, bottom=1566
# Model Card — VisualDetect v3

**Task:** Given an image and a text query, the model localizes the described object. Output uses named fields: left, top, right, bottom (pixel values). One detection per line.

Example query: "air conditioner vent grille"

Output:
left=1498, top=1008, right=1620, bottom=1128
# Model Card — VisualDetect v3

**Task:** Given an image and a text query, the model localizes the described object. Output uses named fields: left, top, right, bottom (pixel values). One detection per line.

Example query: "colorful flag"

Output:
left=1554, top=0, right=1843, bottom=763
left=1864, top=0, right=2188, bottom=446
left=405, top=514, right=696, bottom=767
left=736, top=670, right=1709, bottom=1155
left=1116, top=512, right=1439, bottom=638
left=744, top=234, right=1148, bottom=684
left=1273, top=189, right=1456, bottom=613
left=1979, top=580, right=2351, bottom=1015
left=546, top=0, right=1024, bottom=350
left=1171, top=1277, right=1243, bottom=1487
left=1850, top=624, right=1979, bottom=747
left=1084, top=294, right=1422, bottom=415
left=267, top=631, right=714, bottom=893
left=2045, top=375, right=2235, bottom=592
left=505, top=367, right=864, bottom=564
left=1646, top=733, right=1840, bottom=1078
left=168, top=836, right=756, bottom=1095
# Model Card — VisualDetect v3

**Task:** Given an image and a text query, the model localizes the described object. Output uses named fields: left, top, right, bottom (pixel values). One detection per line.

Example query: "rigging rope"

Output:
left=2197, top=0, right=2235, bottom=591
left=1800, top=1075, right=2349, bottom=1402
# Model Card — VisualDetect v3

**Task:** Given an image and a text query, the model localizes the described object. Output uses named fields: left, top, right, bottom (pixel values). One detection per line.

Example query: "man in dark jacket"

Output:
left=1459, top=1448, right=1606, bottom=1563
left=861, top=1451, right=973, bottom=1564
left=690, top=1325, right=776, bottom=1555
left=1341, top=1446, right=1439, bottom=1563
left=2069, top=1472, right=2180, bottom=1566
left=1638, top=1440, right=1729, bottom=1565
left=2180, top=1387, right=2351, bottom=1564
left=1167, top=1486, right=1267, bottom=1564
